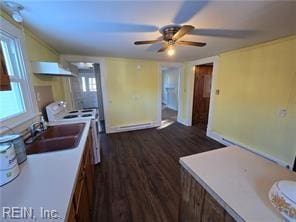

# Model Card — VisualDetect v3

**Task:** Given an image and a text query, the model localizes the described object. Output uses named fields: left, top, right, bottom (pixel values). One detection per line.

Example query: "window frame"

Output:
left=0, top=17, right=38, bottom=129
left=88, top=77, right=97, bottom=92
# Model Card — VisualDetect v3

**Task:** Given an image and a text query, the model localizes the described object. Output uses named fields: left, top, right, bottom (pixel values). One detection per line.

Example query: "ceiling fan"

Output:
left=134, top=24, right=206, bottom=56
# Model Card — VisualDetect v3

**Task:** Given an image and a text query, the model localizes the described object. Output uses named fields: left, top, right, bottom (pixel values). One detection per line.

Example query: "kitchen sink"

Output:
left=26, top=123, right=85, bottom=155
left=39, top=124, right=84, bottom=139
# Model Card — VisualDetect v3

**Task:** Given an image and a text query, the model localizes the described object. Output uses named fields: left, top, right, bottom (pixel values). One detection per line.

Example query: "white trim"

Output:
left=60, top=55, right=110, bottom=132
left=207, top=131, right=291, bottom=169
left=186, top=56, right=219, bottom=133
left=0, top=17, right=38, bottom=130
left=157, top=62, right=184, bottom=125
left=156, top=64, right=162, bottom=126
left=177, top=116, right=188, bottom=126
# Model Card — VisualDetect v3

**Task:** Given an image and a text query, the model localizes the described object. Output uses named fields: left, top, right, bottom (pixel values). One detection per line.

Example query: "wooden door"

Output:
left=192, top=65, right=213, bottom=127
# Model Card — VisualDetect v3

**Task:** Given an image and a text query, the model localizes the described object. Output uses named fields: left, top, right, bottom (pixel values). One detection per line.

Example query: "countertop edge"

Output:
left=179, top=156, right=244, bottom=222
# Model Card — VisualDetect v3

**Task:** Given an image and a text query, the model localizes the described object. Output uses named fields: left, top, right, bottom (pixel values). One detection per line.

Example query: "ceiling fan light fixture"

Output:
left=167, top=46, right=175, bottom=56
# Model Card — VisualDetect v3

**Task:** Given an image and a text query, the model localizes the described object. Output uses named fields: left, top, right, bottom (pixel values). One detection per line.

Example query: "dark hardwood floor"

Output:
left=93, top=122, right=224, bottom=222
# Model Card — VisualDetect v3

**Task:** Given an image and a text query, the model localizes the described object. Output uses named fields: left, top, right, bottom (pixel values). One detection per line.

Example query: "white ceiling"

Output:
left=4, top=0, right=296, bottom=62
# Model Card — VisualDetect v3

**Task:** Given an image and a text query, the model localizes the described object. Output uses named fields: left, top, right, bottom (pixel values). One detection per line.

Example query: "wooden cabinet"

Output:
left=0, top=46, right=11, bottom=91
left=67, top=202, right=77, bottom=222
left=84, top=133, right=95, bottom=212
left=75, top=179, right=91, bottom=222
left=179, top=167, right=235, bottom=222
left=68, top=131, right=95, bottom=222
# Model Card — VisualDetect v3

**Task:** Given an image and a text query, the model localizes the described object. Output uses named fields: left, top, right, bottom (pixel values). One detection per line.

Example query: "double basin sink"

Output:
left=26, top=123, right=85, bottom=155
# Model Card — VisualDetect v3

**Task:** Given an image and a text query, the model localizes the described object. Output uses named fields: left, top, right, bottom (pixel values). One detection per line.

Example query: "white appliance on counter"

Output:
left=0, top=144, right=20, bottom=186
left=45, top=101, right=101, bottom=164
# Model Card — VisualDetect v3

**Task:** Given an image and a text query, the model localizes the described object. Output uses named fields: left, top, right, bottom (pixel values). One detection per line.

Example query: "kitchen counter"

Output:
left=0, top=120, right=91, bottom=221
left=180, top=146, right=296, bottom=221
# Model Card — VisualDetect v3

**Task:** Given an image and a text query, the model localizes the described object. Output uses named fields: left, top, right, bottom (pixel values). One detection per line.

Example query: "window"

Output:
left=81, top=77, right=86, bottom=92
left=88, top=77, right=97, bottom=92
left=0, top=18, right=37, bottom=128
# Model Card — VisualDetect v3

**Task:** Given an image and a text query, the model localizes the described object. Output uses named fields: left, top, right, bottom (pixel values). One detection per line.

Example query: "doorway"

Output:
left=161, top=66, right=179, bottom=122
left=192, top=63, right=213, bottom=130
left=69, top=62, right=105, bottom=132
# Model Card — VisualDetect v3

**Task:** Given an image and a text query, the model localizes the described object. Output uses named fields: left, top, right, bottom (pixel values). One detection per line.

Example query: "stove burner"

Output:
left=63, top=115, right=78, bottom=119
left=69, top=110, right=78, bottom=113
left=81, top=114, right=92, bottom=117
left=82, top=109, right=93, bottom=113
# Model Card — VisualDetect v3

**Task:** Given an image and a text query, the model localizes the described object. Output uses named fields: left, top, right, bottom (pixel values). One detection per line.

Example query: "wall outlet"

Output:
left=278, top=108, right=287, bottom=118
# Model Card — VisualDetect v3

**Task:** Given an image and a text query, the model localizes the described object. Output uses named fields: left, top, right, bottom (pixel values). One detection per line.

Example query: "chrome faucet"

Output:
left=30, top=122, right=43, bottom=137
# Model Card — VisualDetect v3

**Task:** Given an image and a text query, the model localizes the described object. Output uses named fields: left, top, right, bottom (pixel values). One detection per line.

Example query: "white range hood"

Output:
left=31, top=62, right=75, bottom=77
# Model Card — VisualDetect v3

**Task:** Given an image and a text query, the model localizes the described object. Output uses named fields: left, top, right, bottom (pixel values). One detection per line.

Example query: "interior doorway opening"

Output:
left=192, top=63, right=213, bottom=131
left=69, top=62, right=105, bottom=132
left=158, top=66, right=180, bottom=129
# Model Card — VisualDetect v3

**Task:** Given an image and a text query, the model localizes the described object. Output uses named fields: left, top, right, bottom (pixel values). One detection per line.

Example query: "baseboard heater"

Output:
left=119, top=122, right=153, bottom=129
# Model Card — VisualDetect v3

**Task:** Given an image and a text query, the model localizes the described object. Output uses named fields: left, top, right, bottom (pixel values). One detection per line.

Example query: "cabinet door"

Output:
left=85, top=132, right=95, bottom=211
left=76, top=179, right=91, bottom=222
left=68, top=131, right=94, bottom=222
left=67, top=202, right=77, bottom=222
left=74, top=155, right=86, bottom=206
left=201, top=192, right=225, bottom=222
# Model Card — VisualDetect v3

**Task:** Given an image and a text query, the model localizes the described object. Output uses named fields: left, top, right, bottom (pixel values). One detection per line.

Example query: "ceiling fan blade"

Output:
left=173, top=25, right=195, bottom=40
left=146, top=42, right=164, bottom=52
left=158, top=44, right=169, bottom=52
left=177, top=41, right=206, bottom=47
left=134, top=39, right=162, bottom=45
left=173, top=1, right=209, bottom=24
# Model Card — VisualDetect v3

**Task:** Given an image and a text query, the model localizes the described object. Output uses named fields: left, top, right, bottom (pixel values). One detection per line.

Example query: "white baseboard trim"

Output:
left=177, top=116, right=187, bottom=126
left=107, top=121, right=159, bottom=134
left=181, top=118, right=191, bottom=126
left=206, top=130, right=292, bottom=169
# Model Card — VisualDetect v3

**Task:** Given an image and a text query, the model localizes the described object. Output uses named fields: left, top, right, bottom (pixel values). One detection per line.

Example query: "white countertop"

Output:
left=180, top=146, right=296, bottom=222
left=0, top=120, right=91, bottom=221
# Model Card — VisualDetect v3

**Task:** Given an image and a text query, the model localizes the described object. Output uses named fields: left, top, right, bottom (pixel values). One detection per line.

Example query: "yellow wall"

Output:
left=180, top=62, right=191, bottom=121
left=212, top=36, right=296, bottom=166
left=104, top=58, right=159, bottom=130
left=0, top=11, right=64, bottom=101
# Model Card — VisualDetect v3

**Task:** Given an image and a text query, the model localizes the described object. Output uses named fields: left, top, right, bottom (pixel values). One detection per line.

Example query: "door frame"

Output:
left=60, top=55, right=110, bottom=132
left=187, top=56, right=219, bottom=134
left=157, top=62, right=184, bottom=125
